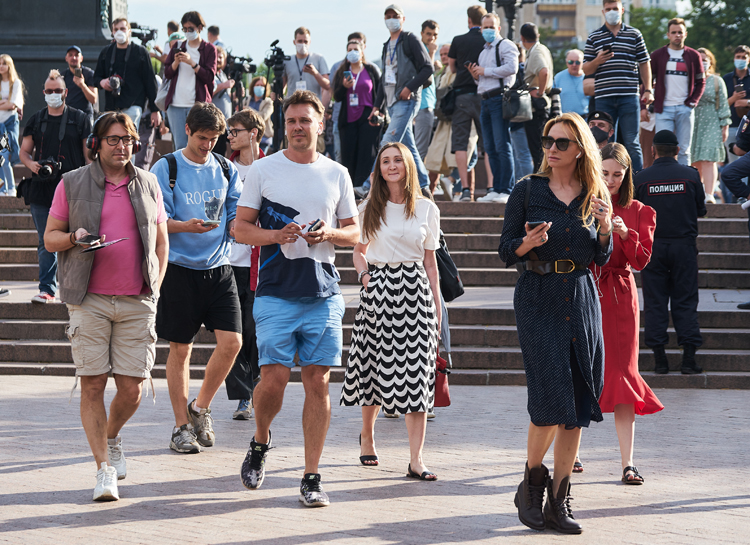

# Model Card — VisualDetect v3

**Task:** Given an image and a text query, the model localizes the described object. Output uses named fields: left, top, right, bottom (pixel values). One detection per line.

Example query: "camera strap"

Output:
left=108, top=43, right=132, bottom=78
left=36, top=106, right=69, bottom=162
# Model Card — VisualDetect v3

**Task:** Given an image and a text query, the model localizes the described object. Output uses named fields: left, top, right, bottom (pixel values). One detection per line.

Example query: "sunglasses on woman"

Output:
left=541, top=136, right=577, bottom=152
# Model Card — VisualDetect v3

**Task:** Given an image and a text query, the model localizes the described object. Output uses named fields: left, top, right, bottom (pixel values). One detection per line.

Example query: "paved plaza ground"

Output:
left=1, top=377, right=748, bottom=544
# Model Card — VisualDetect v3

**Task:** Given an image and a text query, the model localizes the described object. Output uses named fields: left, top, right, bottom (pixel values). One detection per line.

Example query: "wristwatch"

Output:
left=192, top=63, right=198, bottom=69
left=357, top=269, right=371, bottom=284
left=646, top=89, right=654, bottom=95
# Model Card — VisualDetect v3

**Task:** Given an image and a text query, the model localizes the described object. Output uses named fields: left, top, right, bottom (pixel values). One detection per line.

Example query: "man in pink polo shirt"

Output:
left=44, top=112, right=169, bottom=502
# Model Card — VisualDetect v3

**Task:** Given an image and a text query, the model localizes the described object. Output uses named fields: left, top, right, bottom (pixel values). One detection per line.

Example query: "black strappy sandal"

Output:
left=359, top=434, right=378, bottom=466
left=622, top=466, right=644, bottom=485
left=406, top=464, right=437, bottom=481
left=572, top=458, right=583, bottom=473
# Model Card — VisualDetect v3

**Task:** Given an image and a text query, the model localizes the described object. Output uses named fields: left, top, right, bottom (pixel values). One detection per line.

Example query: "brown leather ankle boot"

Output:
left=514, top=462, right=548, bottom=531
left=544, top=476, right=583, bottom=534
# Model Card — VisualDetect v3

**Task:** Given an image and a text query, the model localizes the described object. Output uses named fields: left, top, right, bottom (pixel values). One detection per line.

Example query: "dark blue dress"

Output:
left=498, top=176, right=612, bottom=428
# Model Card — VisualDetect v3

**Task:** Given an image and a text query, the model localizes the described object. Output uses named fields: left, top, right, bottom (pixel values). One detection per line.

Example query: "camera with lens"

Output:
left=227, top=54, right=257, bottom=78
left=109, top=75, right=123, bottom=97
left=37, top=157, right=62, bottom=180
left=264, top=40, right=290, bottom=81
left=130, top=23, right=158, bottom=44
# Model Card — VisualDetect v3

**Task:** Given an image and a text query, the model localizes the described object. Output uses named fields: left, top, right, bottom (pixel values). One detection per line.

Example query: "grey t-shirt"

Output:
left=283, top=52, right=329, bottom=99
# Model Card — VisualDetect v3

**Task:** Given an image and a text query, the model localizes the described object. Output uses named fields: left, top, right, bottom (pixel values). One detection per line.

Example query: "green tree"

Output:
left=688, top=0, right=750, bottom=76
left=628, top=7, right=677, bottom=54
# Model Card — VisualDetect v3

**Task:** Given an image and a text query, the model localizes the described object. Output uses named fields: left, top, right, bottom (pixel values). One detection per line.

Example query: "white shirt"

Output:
left=0, top=80, right=23, bottom=124
left=664, top=48, right=689, bottom=107
left=476, top=36, right=518, bottom=95
left=361, top=199, right=440, bottom=265
left=171, top=42, right=201, bottom=107
left=229, top=160, right=254, bottom=268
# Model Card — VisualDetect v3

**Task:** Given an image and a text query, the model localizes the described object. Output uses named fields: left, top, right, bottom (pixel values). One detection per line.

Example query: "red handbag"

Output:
left=434, top=353, right=451, bottom=407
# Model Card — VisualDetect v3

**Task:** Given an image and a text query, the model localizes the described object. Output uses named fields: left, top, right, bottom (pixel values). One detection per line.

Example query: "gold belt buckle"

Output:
left=555, top=260, right=575, bottom=273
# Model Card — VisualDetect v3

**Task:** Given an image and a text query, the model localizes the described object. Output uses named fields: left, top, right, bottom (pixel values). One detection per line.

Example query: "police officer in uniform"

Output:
left=634, top=130, right=706, bottom=374
left=720, top=115, right=750, bottom=309
left=587, top=110, right=615, bottom=150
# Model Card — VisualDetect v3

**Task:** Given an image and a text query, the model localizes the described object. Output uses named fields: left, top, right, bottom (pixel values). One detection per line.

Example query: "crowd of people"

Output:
left=0, top=0, right=749, bottom=535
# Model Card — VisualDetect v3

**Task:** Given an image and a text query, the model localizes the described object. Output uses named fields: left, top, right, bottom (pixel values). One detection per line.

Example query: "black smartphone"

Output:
left=74, top=234, right=101, bottom=245
left=74, top=68, right=82, bottom=78
left=463, top=60, right=472, bottom=67
left=736, top=83, right=745, bottom=93
left=602, top=44, right=612, bottom=53
left=307, top=219, right=323, bottom=233
left=527, top=221, right=546, bottom=230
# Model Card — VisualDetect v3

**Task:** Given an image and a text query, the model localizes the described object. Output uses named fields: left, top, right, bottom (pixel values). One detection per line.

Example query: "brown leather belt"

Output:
left=518, top=259, right=588, bottom=275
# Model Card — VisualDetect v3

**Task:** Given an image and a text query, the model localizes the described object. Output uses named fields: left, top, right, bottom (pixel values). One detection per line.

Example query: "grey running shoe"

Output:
left=299, top=473, right=330, bottom=507
left=170, top=424, right=202, bottom=454
left=459, top=188, right=471, bottom=202
left=187, top=399, right=215, bottom=447
left=107, top=436, right=127, bottom=480
left=241, top=431, right=272, bottom=490
left=233, top=399, right=252, bottom=420
left=93, top=462, right=119, bottom=501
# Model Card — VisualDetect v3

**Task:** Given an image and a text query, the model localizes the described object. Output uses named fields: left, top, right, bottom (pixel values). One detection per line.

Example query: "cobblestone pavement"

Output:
left=1, top=377, right=748, bottom=544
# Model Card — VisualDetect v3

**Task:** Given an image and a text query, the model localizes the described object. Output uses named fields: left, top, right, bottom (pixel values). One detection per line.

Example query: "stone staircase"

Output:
left=0, top=195, right=748, bottom=389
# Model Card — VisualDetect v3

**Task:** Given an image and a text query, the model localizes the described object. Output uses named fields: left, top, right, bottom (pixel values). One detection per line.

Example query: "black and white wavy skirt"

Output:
left=340, top=262, right=438, bottom=414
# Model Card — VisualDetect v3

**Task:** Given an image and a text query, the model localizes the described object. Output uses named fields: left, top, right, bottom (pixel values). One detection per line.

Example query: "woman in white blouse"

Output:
left=340, top=142, right=442, bottom=481
left=0, top=54, right=24, bottom=195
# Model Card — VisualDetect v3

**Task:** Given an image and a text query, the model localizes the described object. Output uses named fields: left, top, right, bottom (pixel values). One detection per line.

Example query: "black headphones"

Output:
left=86, top=112, right=142, bottom=154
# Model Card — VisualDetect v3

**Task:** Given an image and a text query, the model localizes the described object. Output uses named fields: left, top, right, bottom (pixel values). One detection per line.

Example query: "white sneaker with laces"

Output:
left=492, top=192, right=511, bottom=203
left=93, top=462, right=119, bottom=501
left=477, top=190, right=500, bottom=202
left=705, top=194, right=716, bottom=204
left=107, top=436, right=127, bottom=480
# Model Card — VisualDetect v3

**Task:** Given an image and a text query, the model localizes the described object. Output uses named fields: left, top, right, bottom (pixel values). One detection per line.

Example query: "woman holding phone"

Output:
left=341, top=142, right=441, bottom=481
left=498, top=113, right=613, bottom=534
left=332, top=40, right=381, bottom=189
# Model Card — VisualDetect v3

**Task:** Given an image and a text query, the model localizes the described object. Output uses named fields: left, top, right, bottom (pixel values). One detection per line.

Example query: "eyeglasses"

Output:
left=43, top=89, right=65, bottom=94
left=567, top=60, right=581, bottom=65
left=102, top=135, right=136, bottom=147
left=541, top=136, right=576, bottom=152
left=227, top=128, right=250, bottom=137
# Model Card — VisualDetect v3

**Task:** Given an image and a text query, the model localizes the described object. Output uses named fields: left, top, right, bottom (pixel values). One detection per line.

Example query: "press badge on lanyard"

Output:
left=384, top=66, right=396, bottom=85
left=349, top=69, right=363, bottom=106
left=296, top=80, right=307, bottom=91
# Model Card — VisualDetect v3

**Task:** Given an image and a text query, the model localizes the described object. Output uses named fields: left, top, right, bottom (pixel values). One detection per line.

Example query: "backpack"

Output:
left=382, top=32, right=434, bottom=89
left=164, top=152, right=231, bottom=190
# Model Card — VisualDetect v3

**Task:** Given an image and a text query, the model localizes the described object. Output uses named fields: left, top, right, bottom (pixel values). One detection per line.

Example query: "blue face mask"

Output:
left=735, top=59, right=748, bottom=71
left=346, top=50, right=361, bottom=64
left=482, top=29, right=496, bottom=43
left=253, top=86, right=265, bottom=98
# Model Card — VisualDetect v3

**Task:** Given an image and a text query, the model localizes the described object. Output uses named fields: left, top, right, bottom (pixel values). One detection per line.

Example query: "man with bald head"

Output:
left=554, top=49, right=587, bottom=116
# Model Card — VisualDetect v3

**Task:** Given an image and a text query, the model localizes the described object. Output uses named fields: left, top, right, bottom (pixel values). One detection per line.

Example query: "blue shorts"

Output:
left=253, top=294, right=345, bottom=368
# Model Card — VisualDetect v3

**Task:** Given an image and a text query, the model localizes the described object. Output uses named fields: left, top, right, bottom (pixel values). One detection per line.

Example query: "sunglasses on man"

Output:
left=43, top=89, right=65, bottom=94
left=567, top=60, right=581, bottom=66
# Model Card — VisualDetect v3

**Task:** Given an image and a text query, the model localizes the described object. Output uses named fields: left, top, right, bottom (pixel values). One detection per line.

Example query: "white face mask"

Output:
left=185, top=30, right=199, bottom=42
left=296, top=43, right=309, bottom=56
left=346, top=50, right=361, bottom=64
left=44, top=92, right=64, bottom=108
left=703, top=61, right=710, bottom=72
left=604, top=10, right=621, bottom=26
left=385, top=18, right=402, bottom=33
left=114, top=30, right=128, bottom=44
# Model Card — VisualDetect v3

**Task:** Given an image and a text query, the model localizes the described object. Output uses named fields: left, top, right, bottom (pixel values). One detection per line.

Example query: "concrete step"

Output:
left=0, top=214, right=35, bottom=230
left=0, top=230, right=39, bottom=247
left=0, top=264, right=39, bottom=281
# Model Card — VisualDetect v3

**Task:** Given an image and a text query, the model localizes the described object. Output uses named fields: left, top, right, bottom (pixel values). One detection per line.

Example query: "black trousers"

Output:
left=524, top=108, right=549, bottom=173
left=340, top=107, right=381, bottom=187
left=640, top=240, right=702, bottom=348
left=224, top=266, right=259, bottom=400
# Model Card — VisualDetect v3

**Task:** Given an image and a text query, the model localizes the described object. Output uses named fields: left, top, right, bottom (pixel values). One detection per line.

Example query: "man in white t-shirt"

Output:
left=651, top=18, right=705, bottom=165
left=235, top=90, right=359, bottom=507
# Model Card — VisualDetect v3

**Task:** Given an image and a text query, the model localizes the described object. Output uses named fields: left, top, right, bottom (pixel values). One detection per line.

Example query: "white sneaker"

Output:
left=427, top=411, right=436, bottom=419
left=477, top=190, right=500, bottom=202
left=433, top=184, right=444, bottom=196
left=107, top=436, right=127, bottom=480
left=492, top=192, right=511, bottom=203
left=439, top=176, right=454, bottom=201
left=705, top=194, right=716, bottom=204
left=93, top=462, right=119, bottom=501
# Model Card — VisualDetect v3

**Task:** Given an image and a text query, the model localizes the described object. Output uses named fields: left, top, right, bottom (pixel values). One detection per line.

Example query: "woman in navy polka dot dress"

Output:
left=498, top=113, right=613, bottom=535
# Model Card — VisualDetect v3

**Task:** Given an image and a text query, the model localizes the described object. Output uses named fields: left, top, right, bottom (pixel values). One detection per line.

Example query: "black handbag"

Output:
left=438, top=87, right=456, bottom=119
left=503, top=86, right=533, bottom=123
left=436, top=230, right=464, bottom=302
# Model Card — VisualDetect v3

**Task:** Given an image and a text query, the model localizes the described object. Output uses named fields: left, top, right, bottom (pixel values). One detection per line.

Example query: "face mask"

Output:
left=482, top=29, right=497, bottom=43
left=296, top=43, right=309, bottom=56
left=735, top=59, right=748, bottom=71
left=604, top=10, right=621, bottom=26
left=385, top=18, right=402, bottom=32
left=703, top=61, right=710, bottom=72
left=44, top=93, right=64, bottom=109
left=590, top=126, right=610, bottom=144
left=114, top=30, right=128, bottom=44
left=346, top=50, right=361, bottom=63
left=253, top=86, right=265, bottom=97
left=185, top=30, right=199, bottom=41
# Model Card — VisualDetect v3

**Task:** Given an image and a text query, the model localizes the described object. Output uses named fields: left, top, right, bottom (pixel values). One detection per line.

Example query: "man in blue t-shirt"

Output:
left=151, top=102, right=242, bottom=456
left=235, top=90, right=359, bottom=507
left=554, top=49, right=588, bottom=116
left=415, top=19, right=441, bottom=160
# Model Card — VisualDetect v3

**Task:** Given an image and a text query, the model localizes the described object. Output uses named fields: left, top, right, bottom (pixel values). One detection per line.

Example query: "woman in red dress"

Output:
left=592, top=143, right=664, bottom=484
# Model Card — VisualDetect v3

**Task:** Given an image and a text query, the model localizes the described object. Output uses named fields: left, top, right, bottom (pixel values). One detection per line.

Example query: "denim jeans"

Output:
left=167, top=105, right=191, bottom=151
left=655, top=104, right=695, bottom=165
left=30, top=204, right=57, bottom=295
left=510, top=126, right=534, bottom=180
left=0, top=113, right=19, bottom=195
left=480, top=95, right=514, bottom=194
left=595, top=94, right=644, bottom=172
left=374, top=96, right=429, bottom=188
left=120, top=105, right=143, bottom=132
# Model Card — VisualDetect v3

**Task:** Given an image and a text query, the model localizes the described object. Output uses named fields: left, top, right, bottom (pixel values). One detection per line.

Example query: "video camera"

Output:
left=227, top=54, right=257, bottom=78
left=264, top=40, right=290, bottom=151
left=130, top=23, right=158, bottom=45
left=264, top=40, right=290, bottom=80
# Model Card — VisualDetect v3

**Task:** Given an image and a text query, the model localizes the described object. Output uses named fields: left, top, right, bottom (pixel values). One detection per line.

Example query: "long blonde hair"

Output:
left=0, top=54, right=24, bottom=107
left=361, top=142, right=423, bottom=242
left=538, top=112, right=611, bottom=227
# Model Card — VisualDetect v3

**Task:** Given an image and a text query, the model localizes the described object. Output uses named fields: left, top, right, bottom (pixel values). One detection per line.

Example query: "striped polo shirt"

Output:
left=584, top=24, right=650, bottom=98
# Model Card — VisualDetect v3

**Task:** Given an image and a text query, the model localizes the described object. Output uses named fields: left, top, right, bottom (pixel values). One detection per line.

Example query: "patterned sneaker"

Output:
left=0, top=287, right=10, bottom=298
left=233, top=399, right=253, bottom=420
left=93, top=462, right=119, bottom=501
left=31, top=292, right=55, bottom=304
left=187, top=399, right=215, bottom=447
left=241, top=431, right=272, bottom=490
left=299, top=473, right=330, bottom=507
left=170, top=424, right=202, bottom=454
left=107, top=436, right=127, bottom=480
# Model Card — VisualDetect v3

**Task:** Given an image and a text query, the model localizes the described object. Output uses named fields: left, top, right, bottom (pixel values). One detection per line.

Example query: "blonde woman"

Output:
left=341, top=142, right=441, bottom=481
left=691, top=48, right=732, bottom=202
left=498, top=113, right=613, bottom=534
left=0, top=54, right=24, bottom=195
